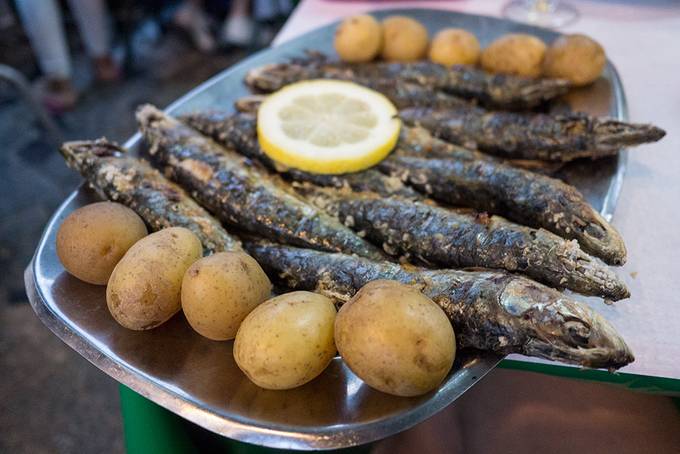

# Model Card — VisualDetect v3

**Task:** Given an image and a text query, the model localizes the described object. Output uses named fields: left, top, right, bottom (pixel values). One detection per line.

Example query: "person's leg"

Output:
left=221, top=0, right=253, bottom=47
left=173, top=0, right=216, bottom=53
left=14, top=0, right=71, bottom=78
left=13, top=0, right=77, bottom=110
left=66, top=0, right=119, bottom=81
left=66, top=0, right=109, bottom=57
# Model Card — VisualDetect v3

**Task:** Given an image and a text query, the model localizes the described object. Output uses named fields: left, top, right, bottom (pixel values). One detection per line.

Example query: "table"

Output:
left=275, top=0, right=680, bottom=392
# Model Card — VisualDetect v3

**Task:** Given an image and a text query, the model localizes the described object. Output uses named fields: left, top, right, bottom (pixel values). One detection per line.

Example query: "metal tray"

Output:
left=24, top=8, right=628, bottom=451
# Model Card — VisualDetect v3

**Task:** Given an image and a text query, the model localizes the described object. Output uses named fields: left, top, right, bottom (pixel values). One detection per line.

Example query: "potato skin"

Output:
left=56, top=202, right=147, bottom=285
left=429, top=28, right=480, bottom=66
left=335, top=280, right=455, bottom=397
left=106, top=227, right=202, bottom=330
left=381, top=16, right=429, bottom=62
left=234, top=291, right=337, bottom=390
left=481, top=33, right=547, bottom=78
left=181, top=252, right=272, bottom=341
left=334, top=14, right=382, bottom=63
left=543, top=34, right=606, bottom=86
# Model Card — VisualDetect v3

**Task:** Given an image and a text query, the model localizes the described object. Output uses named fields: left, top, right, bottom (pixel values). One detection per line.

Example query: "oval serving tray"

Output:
left=25, top=8, right=627, bottom=450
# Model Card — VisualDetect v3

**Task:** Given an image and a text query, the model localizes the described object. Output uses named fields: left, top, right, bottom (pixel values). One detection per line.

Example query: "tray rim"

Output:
left=24, top=7, right=629, bottom=450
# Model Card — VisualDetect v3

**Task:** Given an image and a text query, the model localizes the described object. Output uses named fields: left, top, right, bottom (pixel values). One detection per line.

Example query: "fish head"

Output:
left=234, top=96, right=266, bottom=114
left=500, top=277, right=634, bottom=369
left=245, top=62, right=312, bottom=92
left=59, top=139, right=125, bottom=170
left=136, top=104, right=199, bottom=154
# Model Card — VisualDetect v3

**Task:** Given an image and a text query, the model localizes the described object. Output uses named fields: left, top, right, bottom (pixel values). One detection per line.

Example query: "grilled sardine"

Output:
left=59, top=139, right=241, bottom=254
left=298, top=185, right=629, bottom=301
left=401, top=106, right=666, bottom=162
left=181, top=111, right=420, bottom=199
left=244, top=240, right=634, bottom=370
left=182, top=110, right=625, bottom=264
left=381, top=154, right=626, bottom=265
left=245, top=55, right=570, bottom=109
left=136, top=105, right=386, bottom=260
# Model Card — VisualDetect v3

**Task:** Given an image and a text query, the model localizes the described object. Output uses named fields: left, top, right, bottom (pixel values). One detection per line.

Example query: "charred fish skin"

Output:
left=181, top=111, right=421, bottom=199
left=59, top=139, right=242, bottom=254
left=380, top=154, right=627, bottom=266
left=400, top=107, right=667, bottom=162
left=245, top=56, right=571, bottom=109
left=396, top=124, right=490, bottom=162
left=300, top=186, right=629, bottom=301
left=136, top=105, right=386, bottom=261
left=243, top=241, right=634, bottom=370
left=350, top=77, right=470, bottom=109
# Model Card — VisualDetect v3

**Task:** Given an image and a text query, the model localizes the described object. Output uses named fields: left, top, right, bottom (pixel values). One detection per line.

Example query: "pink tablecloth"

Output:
left=274, top=0, right=680, bottom=381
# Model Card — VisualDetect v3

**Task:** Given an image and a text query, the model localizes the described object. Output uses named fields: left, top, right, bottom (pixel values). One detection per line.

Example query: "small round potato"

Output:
left=481, top=33, right=547, bottom=78
left=543, top=34, right=606, bottom=86
left=107, top=227, right=202, bottom=330
left=335, top=280, right=455, bottom=397
left=234, top=291, right=337, bottom=390
left=381, top=16, right=429, bottom=62
left=56, top=202, right=147, bottom=285
left=334, top=14, right=382, bottom=63
left=181, top=252, right=272, bottom=341
left=429, top=28, right=481, bottom=66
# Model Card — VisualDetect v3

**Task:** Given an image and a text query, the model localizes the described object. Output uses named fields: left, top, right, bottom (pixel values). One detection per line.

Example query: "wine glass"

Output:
left=503, top=0, right=579, bottom=28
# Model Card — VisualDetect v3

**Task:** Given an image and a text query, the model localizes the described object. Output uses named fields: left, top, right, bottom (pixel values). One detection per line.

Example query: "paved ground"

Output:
left=0, top=19, right=246, bottom=452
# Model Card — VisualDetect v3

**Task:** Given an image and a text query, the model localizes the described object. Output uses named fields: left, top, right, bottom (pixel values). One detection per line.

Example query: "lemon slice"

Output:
left=257, top=80, right=401, bottom=174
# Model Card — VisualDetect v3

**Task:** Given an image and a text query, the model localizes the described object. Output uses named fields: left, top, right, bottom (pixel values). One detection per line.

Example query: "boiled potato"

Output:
left=335, top=280, right=455, bottom=397
left=107, top=227, right=202, bottom=330
left=234, top=291, right=337, bottom=390
left=381, top=16, right=429, bottom=62
left=181, top=252, right=272, bottom=341
left=334, top=14, right=382, bottom=63
left=429, top=28, right=480, bottom=66
left=481, top=33, right=547, bottom=78
left=543, top=34, right=606, bottom=86
left=56, top=202, right=147, bottom=285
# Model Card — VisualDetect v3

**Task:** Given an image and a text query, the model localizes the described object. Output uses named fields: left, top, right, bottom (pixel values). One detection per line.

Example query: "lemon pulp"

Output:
left=257, top=80, right=401, bottom=174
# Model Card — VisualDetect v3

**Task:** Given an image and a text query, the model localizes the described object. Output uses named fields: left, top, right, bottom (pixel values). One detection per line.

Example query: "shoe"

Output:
left=34, top=77, right=78, bottom=112
left=92, top=55, right=121, bottom=82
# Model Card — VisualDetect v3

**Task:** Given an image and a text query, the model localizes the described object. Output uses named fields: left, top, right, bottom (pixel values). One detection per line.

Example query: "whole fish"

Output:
left=181, top=110, right=420, bottom=199
left=244, top=240, right=634, bottom=370
left=182, top=110, right=625, bottom=265
left=136, top=105, right=386, bottom=261
left=245, top=55, right=570, bottom=109
left=232, top=99, right=561, bottom=174
left=380, top=153, right=626, bottom=265
left=229, top=98, right=559, bottom=175
left=298, top=185, right=629, bottom=301
left=401, top=106, right=666, bottom=162
left=60, top=139, right=241, bottom=254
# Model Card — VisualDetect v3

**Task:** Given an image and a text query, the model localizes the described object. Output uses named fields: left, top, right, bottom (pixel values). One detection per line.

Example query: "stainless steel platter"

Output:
left=25, top=9, right=628, bottom=450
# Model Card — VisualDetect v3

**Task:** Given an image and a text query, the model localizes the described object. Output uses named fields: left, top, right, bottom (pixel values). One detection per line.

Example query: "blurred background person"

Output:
left=220, top=0, right=252, bottom=46
left=173, top=0, right=216, bottom=53
left=13, top=0, right=119, bottom=111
